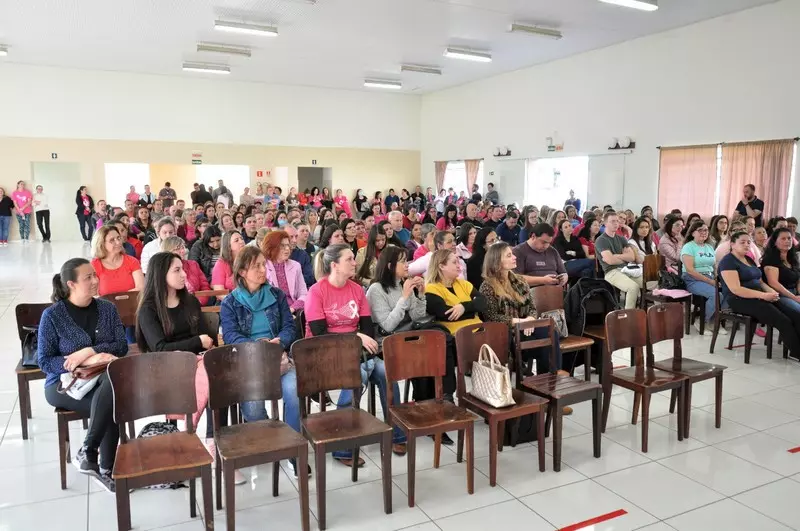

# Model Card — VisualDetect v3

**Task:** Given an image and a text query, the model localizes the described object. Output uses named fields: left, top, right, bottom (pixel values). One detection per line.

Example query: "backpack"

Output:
left=564, top=278, right=619, bottom=337
left=136, top=422, right=188, bottom=490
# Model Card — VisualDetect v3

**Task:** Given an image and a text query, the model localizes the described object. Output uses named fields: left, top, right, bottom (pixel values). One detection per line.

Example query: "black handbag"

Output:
left=21, top=325, right=39, bottom=369
left=503, top=413, right=539, bottom=446
left=658, top=270, right=686, bottom=290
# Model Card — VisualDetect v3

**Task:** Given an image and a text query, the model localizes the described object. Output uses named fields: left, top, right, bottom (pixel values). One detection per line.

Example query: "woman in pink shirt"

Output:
left=333, top=188, right=352, bottom=218
left=125, top=185, right=140, bottom=205
left=11, top=180, right=33, bottom=242
left=261, top=231, right=307, bottom=312
left=211, top=230, right=246, bottom=295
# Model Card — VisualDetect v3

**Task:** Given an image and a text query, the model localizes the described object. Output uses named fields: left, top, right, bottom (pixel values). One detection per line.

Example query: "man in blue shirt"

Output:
left=564, top=189, right=581, bottom=214
left=388, top=211, right=410, bottom=244
left=495, top=210, right=521, bottom=245
left=384, top=188, right=400, bottom=211
left=285, top=225, right=315, bottom=287
left=735, top=184, right=765, bottom=227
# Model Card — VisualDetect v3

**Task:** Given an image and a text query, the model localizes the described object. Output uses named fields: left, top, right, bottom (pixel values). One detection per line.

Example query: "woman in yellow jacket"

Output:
left=425, top=248, right=487, bottom=334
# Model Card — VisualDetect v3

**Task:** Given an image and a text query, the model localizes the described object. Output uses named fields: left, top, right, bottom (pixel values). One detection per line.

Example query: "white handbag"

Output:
left=469, top=344, right=516, bottom=408
left=58, top=372, right=100, bottom=400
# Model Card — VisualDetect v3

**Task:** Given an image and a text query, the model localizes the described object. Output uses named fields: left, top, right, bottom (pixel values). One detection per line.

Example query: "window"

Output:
left=442, top=160, right=483, bottom=195
left=526, top=157, right=589, bottom=212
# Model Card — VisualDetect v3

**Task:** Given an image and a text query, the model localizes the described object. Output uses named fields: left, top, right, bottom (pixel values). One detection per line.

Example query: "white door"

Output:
left=32, top=162, right=83, bottom=242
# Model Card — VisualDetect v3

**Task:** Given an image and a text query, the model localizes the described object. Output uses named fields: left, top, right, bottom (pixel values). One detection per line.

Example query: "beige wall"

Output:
left=148, top=164, right=201, bottom=205
left=0, top=136, right=421, bottom=206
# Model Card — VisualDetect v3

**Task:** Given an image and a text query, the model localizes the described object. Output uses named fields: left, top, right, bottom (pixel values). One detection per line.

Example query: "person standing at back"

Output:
left=736, top=184, right=765, bottom=227
left=158, top=181, right=176, bottom=210
left=564, top=189, right=581, bottom=215
left=137, top=184, right=156, bottom=208
left=33, top=184, right=52, bottom=242
left=11, top=180, right=33, bottom=244
left=0, top=187, right=14, bottom=245
left=596, top=211, right=642, bottom=309
left=75, top=186, right=95, bottom=242
left=484, top=182, right=500, bottom=205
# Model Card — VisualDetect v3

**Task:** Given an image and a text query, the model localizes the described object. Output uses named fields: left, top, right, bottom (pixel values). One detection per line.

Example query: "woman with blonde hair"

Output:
left=424, top=249, right=486, bottom=335
left=479, top=242, right=563, bottom=376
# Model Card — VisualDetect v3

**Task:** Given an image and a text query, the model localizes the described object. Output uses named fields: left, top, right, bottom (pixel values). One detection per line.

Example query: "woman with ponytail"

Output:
left=38, top=258, right=127, bottom=493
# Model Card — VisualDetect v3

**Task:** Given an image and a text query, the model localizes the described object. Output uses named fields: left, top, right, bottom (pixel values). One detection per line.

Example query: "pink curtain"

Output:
left=719, top=140, right=796, bottom=220
left=657, top=146, right=718, bottom=221
left=435, top=161, right=448, bottom=193
left=465, top=159, right=481, bottom=194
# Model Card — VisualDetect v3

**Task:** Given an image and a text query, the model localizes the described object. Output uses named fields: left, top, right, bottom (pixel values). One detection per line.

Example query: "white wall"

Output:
left=0, top=63, right=421, bottom=151
left=420, top=0, right=800, bottom=214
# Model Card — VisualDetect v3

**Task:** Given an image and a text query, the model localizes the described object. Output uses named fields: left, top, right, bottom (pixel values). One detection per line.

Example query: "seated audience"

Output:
left=131, top=206, right=156, bottom=244
left=519, top=207, right=541, bottom=242
left=38, top=258, right=127, bottom=492
left=628, top=216, right=657, bottom=264
left=355, top=224, right=387, bottom=288
left=219, top=246, right=307, bottom=476
left=553, top=218, right=594, bottom=279
left=211, top=230, right=245, bottom=293
left=466, top=227, right=498, bottom=289
left=615, top=211, right=633, bottom=239
left=456, top=222, right=476, bottom=260
left=405, top=221, right=423, bottom=260
left=715, top=221, right=762, bottom=266
left=719, top=231, right=800, bottom=359
left=140, top=216, right=177, bottom=274
left=658, top=216, right=684, bottom=272
left=709, top=215, right=729, bottom=248
left=577, top=218, right=600, bottom=260
left=596, top=211, right=642, bottom=309
left=161, top=236, right=211, bottom=305
left=681, top=213, right=702, bottom=238
left=754, top=226, right=768, bottom=255
left=387, top=211, right=410, bottom=244
left=425, top=248, right=487, bottom=336
left=312, top=223, right=345, bottom=281
left=409, top=230, right=466, bottom=279
left=762, top=228, right=800, bottom=315
left=513, top=223, right=568, bottom=287
left=436, top=204, right=458, bottom=233
left=413, top=223, right=437, bottom=260
left=495, top=210, right=521, bottom=246
left=261, top=230, right=307, bottom=312
left=341, top=217, right=360, bottom=255
left=91, top=225, right=144, bottom=296
left=305, top=244, right=407, bottom=465
left=680, top=220, right=722, bottom=332
left=189, top=225, right=222, bottom=282
left=284, top=224, right=315, bottom=287
left=240, top=214, right=258, bottom=244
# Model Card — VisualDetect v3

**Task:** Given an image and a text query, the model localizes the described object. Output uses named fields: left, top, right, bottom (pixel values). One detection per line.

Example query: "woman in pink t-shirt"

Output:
left=125, top=185, right=140, bottom=205
left=211, top=230, right=245, bottom=295
left=11, top=180, right=33, bottom=242
left=304, top=243, right=407, bottom=465
left=333, top=189, right=352, bottom=218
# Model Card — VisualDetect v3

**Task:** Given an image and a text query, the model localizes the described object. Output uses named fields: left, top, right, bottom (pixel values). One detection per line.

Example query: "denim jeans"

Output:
left=333, top=357, right=406, bottom=459
left=0, top=216, right=10, bottom=241
left=778, top=290, right=800, bottom=315
left=682, top=273, right=717, bottom=321
left=16, top=213, right=31, bottom=240
left=565, top=258, right=595, bottom=279
left=239, top=368, right=301, bottom=433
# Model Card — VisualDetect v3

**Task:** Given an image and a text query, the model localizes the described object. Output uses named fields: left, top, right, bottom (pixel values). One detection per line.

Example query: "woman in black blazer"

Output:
left=75, top=186, right=95, bottom=242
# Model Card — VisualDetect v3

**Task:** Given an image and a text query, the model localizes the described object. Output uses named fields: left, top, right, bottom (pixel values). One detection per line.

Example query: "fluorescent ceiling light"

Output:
left=509, top=23, right=563, bottom=40
left=598, top=0, right=658, bottom=11
left=197, top=42, right=252, bottom=57
left=213, top=20, right=278, bottom=37
left=401, top=64, right=442, bottom=75
left=443, top=47, right=492, bottom=63
left=0, top=46, right=7, bottom=56
left=182, top=62, right=231, bottom=75
left=364, top=79, right=402, bottom=90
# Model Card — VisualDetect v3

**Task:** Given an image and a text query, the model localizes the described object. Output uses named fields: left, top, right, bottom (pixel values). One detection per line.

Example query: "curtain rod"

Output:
left=657, top=137, right=799, bottom=149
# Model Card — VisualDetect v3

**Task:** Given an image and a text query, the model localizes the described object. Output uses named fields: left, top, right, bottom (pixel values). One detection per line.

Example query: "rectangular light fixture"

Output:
left=444, top=47, right=492, bottom=63
left=197, top=42, right=252, bottom=57
left=401, top=64, right=442, bottom=75
left=213, top=20, right=278, bottom=37
left=598, top=0, right=658, bottom=11
left=182, top=62, right=231, bottom=75
left=364, top=79, right=402, bottom=90
left=0, top=46, right=7, bottom=56
left=509, top=23, right=563, bottom=40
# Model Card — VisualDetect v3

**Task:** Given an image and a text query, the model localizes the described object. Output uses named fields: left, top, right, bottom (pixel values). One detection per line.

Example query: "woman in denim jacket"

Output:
left=219, top=246, right=306, bottom=477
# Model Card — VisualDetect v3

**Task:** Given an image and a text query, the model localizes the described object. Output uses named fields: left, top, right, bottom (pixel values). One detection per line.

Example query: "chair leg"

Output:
left=189, top=476, right=197, bottom=518
left=351, top=446, right=360, bottom=482
left=601, top=384, right=612, bottom=433
left=215, top=450, right=222, bottom=511
left=631, top=392, right=641, bottom=425
left=201, top=466, right=213, bottom=531
left=728, top=322, right=738, bottom=350
left=298, top=447, right=311, bottom=531
left=640, top=392, right=651, bottom=453
left=584, top=347, right=591, bottom=382
left=466, top=421, right=475, bottom=495
left=380, top=431, right=392, bottom=515
left=537, top=410, right=546, bottom=472
left=669, top=388, right=677, bottom=414
left=403, top=380, right=411, bottom=403
left=497, top=420, right=505, bottom=452
left=406, top=435, right=417, bottom=507
left=26, top=380, right=32, bottom=419
left=684, top=383, right=693, bottom=438
left=684, top=299, right=691, bottom=335
left=273, top=460, right=280, bottom=496
left=544, top=406, right=552, bottom=437
left=592, top=393, right=602, bottom=458
left=82, top=417, right=88, bottom=430
left=488, top=420, right=498, bottom=486
left=224, top=461, right=235, bottom=531
left=710, top=317, right=720, bottom=354
left=315, top=447, right=327, bottom=530
left=433, top=432, right=442, bottom=468
left=368, top=383, right=376, bottom=416
left=744, top=321, right=753, bottom=364
left=57, top=415, right=67, bottom=490
left=715, top=374, right=723, bottom=429
left=766, top=326, right=773, bottom=359
left=676, top=385, right=685, bottom=441
left=456, top=429, right=464, bottom=462
left=17, top=374, right=29, bottom=441
left=552, top=402, right=563, bottom=472
left=115, top=478, right=131, bottom=531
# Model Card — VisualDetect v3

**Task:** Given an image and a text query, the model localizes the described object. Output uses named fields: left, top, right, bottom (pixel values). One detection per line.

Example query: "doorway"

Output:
left=297, top=167, right=333, bottom=194
left=526, top=157, right=589, bottom=213
left=32, top=162, right=83, bottom=242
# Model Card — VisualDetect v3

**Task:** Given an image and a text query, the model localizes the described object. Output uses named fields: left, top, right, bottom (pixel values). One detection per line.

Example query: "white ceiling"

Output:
left=0, top=0, right=779, bottom=94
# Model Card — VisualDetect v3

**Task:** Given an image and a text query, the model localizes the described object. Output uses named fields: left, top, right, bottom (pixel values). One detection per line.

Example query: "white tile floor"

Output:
left=2, top=241, right=800, bottom=530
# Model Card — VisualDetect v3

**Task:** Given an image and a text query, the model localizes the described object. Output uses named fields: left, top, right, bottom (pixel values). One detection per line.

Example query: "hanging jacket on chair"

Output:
left=564, top=278, right=619, bottom=337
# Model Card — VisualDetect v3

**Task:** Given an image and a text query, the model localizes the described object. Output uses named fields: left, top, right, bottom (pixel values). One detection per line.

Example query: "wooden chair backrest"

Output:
left=291, top=334, right=363, bottom=414
left=203, top=342, right=283, bottom=416
left=454, top=323, right=509, bottom=400
left=646, top=303, right=683, bottom=363
left=642, top=253, right=664, bottom=284
left=194, top=290, right=229, bottom=313
left=101, top=291, right=138, bottom=327
left=294, top=310, right=306, bottom=339
left=107, top=351, right=198, bottom=440
left=531, top=284, right=565, bottom=313
left=383, top=330, right=447, bottom=403
left=605, top=309, right=647, bottom=367
left=513, top=318, right=557, bottom=381
left=202, top=312, right=220, bottom=338
left=15, top=303, right=52, bottom=342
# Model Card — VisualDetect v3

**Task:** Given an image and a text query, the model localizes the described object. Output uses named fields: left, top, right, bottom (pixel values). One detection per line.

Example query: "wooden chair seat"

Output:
left=390, top=400, right=478, bottom=434
left=460, top=389, right=548, bottom=417
left=653, top=358, right=726, bottom=379
left=302, top=408, right=391, bottom=445
left=521, top=373, right=602, bottom=400
left=216, top=420, right=307, bottom=461
left=561, top=336, right=595, bottom=351
left=15, top=361, right=45, bottom=376
left=611, top=367, right=688, bottom=387
left=583, top=325, right=606, bottom=340
left=113, top=431, right=212, bottom=480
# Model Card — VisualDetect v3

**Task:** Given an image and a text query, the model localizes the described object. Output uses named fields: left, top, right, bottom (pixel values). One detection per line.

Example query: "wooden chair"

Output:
left=639, top=254, right=694, bottom=334
left=515, top=319, right=602, bottom=472
left=108, top=351, right=214, bottom=531
left=601, top=309, right=688, bottom=452
left=383, top=331, right=479, bottom=504
left=204, top=342, right=310, bottom=531
left=101, top=292, right=140, bottom=353
left=291, top=334, right=393, bottom=530
left=14, top=303, right=51, bottom=440
left=532, top=285, right=595, bottom=380
left=454, top=323, right=548, bottom=485
left=194, top=289, right=230, bottom=313
left=709, top=275, right=772, bottom=363
left=56, top=408, right=90, bottom=489
left=648, top=304, right=726, bottom=438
